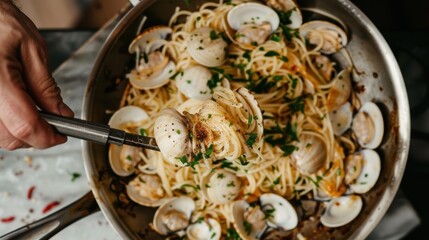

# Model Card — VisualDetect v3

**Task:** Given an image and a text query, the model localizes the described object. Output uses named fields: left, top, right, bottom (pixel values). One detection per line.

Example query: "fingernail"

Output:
left=58, top=102, right=74, bottom=117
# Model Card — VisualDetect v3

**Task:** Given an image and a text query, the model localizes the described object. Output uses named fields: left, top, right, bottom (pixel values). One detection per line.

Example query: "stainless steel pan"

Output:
left=1, top=0, right=410, bottom=239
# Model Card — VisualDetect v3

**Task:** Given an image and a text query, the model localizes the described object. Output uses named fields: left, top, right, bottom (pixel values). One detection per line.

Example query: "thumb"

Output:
left=21, top=39, right=74, bottom=117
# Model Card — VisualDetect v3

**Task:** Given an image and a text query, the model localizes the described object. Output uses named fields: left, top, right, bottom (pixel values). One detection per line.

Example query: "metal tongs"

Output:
left=39, top=111, right=159, bottom=151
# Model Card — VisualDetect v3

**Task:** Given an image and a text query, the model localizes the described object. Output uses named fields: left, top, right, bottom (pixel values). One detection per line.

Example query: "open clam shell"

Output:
left=347, top=149, right=381, bottom=194
left=265, top=0, right=303, bottom=29
left=326, top=67, right=352, bottom=112
left=126, top=174, right=168, bottom=207
left=300, top=20, right=348, bottom=54
left=320, top=195, right=362, bottom=228
left=128, top=26, right=172, bottom=54
left=260, top=193, right=298, bottom=231
left=152, top=196, right=195, bottom=235
left=187, top=27, right=227, bottom=67
left=128, top=60, right=176, bottom=90
left=224, top=2, right=280, bottom=49
left=232, top=200, right=267, bottom=240
left=352, top=102, right=384, bottom=149
left=186, top=218, right=221, bottom=240
left=176, top=65, right=213, bottom=100
left=329, top=101, right=353, bottom=136
left=108, top=106, right=148, bottom=176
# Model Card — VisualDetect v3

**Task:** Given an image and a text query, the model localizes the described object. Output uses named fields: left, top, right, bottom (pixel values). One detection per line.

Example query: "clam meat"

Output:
left=233, top=200, right=267, bottom=240
left=260, top=193, right=298, bottom=230
left=108, top=106, right=148, bottom=176
left=351, top=102, right=384, bottom=149
left=300, top=20, right=348, bottom=54
left=152, top=197, right=195, bottom=235
left=126, top=174, right=167, bottom=207
left=225, top=2, right=279, bottom=49
left=265, top=0, right=303, bottom=29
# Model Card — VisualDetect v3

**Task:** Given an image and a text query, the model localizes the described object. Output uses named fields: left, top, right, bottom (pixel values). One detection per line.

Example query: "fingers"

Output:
left=0, top=62, right=67, bottom=149
left=20, top=38, right=74, bottom=117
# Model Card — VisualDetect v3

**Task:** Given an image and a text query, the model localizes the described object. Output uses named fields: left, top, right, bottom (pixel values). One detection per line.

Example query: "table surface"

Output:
left=0, top=10, right=421, bottom=240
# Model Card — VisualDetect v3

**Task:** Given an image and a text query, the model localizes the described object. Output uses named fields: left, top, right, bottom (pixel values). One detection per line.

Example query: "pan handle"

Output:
left=0, top=191, right=100, bottom=240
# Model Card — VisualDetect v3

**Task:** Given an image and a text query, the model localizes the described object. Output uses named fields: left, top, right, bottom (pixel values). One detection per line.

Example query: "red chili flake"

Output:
left=42, top=201, right=60, bottom=214
left=27, top=186, right=36, bottom=200
left=291, top=65, right=298, bottom=71
left=1, top=216, right=15, bottom=223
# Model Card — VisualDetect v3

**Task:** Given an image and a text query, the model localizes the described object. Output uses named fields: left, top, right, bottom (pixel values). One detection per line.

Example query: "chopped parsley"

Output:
left=273, top=176, right=281, bottom=185
left=264, top=51, right=280, bottom=57
left=139, top=128, right=148, bottom=136
left=70, top=172, right=81, bottom=182
left=217, top=173, right=225, bottom=179
left=307, top=175, right=323, bottom=188
left=246, top=132, right=258, bottom=146
left=169, top=70, right=183, bottom=80
left=244, top=221, right=252, bottom=235
left=205, top=144, right=214, bottom=158
left=247, top=115, right=253, bottom=128
left=238, top=155, right=249, bottom=166
left=126, top=155, right=133, bottom=161
left=180, top=184, right=200, bottom=192
left=286, top=96, right=305, bottom=113
left=210, top=30, right=219, bottom=40
left=281, top=56, right=289, bottom=62
left=264, top=121, right=299, bottom=157
left=242, top=51, right=251, bottom=61
left=220, top=160, right=239, bottom=171
left=176, top=129, right=181, bottom=134
left=227, top=181, right=236, bottom=187
left=226, top=227, right=241, bottom=240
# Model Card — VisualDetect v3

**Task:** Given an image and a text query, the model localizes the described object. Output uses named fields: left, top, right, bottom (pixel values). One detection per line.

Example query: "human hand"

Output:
left=0, top=0, right=74, bottom=150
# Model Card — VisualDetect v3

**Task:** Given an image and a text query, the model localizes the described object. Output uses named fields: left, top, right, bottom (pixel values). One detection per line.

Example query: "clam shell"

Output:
left=128, top=60, right=176, bottom=90
left=352, top=102, right=384, bottom=149
left=320, top=195, right=362, bottom=228
left=152, top=197, right=195, bottom=235
left=126, top=174, right=168, bottom=207
left=235, top=87, right=264, bottom=142
left=329, top=101, right=353, bottom=136
left=187, top=27, right=227, bottom=67
left=348, top=149, right=381, bottom=194
left=265, top=0, right=302, bottom=29
left=300, top=20, right=348, bottom=54
left=154, top=108, right=192, bottom=165
left=128, top=26, right=172, bottom=54
left=291, top=133, right=327, bottom=175
left=232, top=200, right=267, bottom=240
left=326, top=68, right=352, bottom=112
left=227, top=3, right=279, bottom=33
left=201, top=169, right=242, bottom=204
left=176, top=65, right=213, bottom=100
left=108, top=106, right=148, bottom=176
left=186, top=218, right=221, bottom=240
left=260, top=193, right=298, bottom=230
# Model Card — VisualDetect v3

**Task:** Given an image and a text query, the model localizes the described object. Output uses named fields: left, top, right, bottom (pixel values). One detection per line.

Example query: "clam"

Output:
left=126, top=174, right=167, bottom=207
left=265, top=0, right=303, bottom=29
left=128, top=26, right=172, bottom=54
left=235, top=87, right=264, bottom=142
left=152, top=197, right=195, bottom=235
left=187, top=27, right=228, bottom=67
left=201, top=169, right=242, bottom=204
left=154, top=108, right=192, bottom=166
left=291, top=133, right=327, bottom=175
left=260, top=193, right=298, bottom=231
left=127, top=59, right=176, bottom=90
left=351, top=102, right=384, bottom=149
left=329, top=101, right=353, bottom=136
left=314, top=55, right=334, bottom=80
left=224, top=2, right=280, bottom=49
left=232, top=200, right=267, bottom=240
left=326, top=67, right=352, bottom=111
left=108, top=106, right=148, bottom=176
left=186, top=218, right=221, bottom=240
left=300, top=20, right=348, bottom=54
left=320, top=195, right=362, bottom=228
left=177, top=99, right=205, bottom=115
left=346, top=149, right=381, bottom=194
left=176, top=65, right=214, bottom=100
